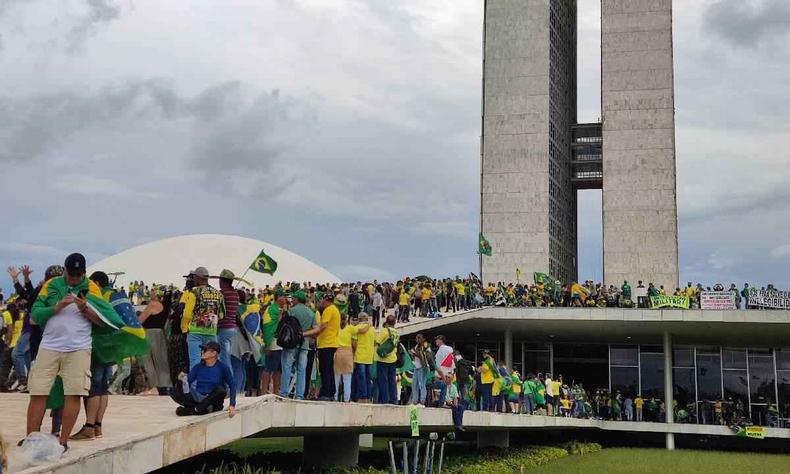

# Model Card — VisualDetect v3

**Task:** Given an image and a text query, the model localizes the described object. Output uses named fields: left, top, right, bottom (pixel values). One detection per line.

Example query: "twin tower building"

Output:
left=480, top=0, right=679, bottom=290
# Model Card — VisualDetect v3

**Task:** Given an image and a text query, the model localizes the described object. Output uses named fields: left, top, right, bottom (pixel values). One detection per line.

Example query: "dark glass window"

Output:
left=722, top=348, right=747, bottom=370
left=610, top=345, right=638, bottom=366
left=640, top=353, right=665, bottom=400
left=777, top=370, right=790, bottom=418
left=524, top=351, right=550, bottom=376
left=673, top=368, right=696, bottom=408
left=673, top=348, right=694, bottom=368
left=748, top=351, right=775, bottom=405
left=611, top=366, right=639, bottom=398
left=776, top=349, right=790, bottom=370
left=697, top=352, right=722, bottom=401
left=723, top=370, right=749, bottom=406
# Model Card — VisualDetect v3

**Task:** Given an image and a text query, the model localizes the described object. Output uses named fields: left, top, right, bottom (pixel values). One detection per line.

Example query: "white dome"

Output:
left=87, top=234, right=341, bottom=290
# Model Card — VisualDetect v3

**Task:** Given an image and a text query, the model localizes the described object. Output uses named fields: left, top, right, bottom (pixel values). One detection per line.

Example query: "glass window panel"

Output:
left=748, top=354, right=776, bottom=405
left=524, top=342, right=550, bottom=351
left=640, top=345, right=663, bottom=353
left=723, top=370, right=749, bottom=407
left=776, top=349, right=790, bottom=370
left=697, top=352, right=722, bottom=401
left=696, top=346, right=720, bottom=355
left=611, top=366, right=639, bottom=398
left=524, top=351, right=550, bottom=376
left=722, top=349, right=747, bottom=369
left=673, top=368, right=696, bottom=409
left=778, top=370, right=790, bottom=418
left=640, top=353, right=665, bottom=400
left=673, top=348, right=694, bottom=368
left=610, top=345, right=638, bottom=366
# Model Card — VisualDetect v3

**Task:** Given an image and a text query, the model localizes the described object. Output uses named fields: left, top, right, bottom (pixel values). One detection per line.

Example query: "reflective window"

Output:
left=611, top=366, right=639, bottom=398
left=723, top=370, right=749, bottom=407
left=673, top=368, right=696, bottom=409
left=640, top=353, right=664, bottom=400
left=697, top=352, right=722, bottom=401
left=722, top=348, right=747, bottom=370
left=673, top=348, right=694, bottom=368
left=610, top=345, right=638, bottom=366
left=776, top=349, right=790, bottom=370
left=778, top=370, right=790, bottom=418
left=748, top=350, right=775, bottom=405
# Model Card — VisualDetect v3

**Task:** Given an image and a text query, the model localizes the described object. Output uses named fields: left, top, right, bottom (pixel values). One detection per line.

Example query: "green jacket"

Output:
left=32, top=276, right=124, bottom=335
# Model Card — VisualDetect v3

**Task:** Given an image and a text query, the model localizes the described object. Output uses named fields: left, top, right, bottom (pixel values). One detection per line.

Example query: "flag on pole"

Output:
left=249, top=249, right=278, bottom=275
left=479, top=233, right=492, bottom=256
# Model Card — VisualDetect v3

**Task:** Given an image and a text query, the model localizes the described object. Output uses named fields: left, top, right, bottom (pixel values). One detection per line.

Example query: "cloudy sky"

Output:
left=0, top=0, right=788, bottom=291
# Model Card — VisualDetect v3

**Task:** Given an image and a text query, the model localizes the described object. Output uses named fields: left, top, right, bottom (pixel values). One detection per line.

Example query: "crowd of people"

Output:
left=0, top=255, right=784, bottom=457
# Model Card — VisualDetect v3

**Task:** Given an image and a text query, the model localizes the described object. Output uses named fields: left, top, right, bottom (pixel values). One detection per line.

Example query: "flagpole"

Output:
left=234, top=267, right=252, bottom=289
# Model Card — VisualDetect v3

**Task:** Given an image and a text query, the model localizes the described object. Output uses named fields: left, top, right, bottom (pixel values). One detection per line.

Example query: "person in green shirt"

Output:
left=523, top=373, right=537, bottom=414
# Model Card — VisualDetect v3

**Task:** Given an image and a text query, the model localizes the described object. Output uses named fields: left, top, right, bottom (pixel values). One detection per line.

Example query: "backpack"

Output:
left=456, top=358, right=474, bottom=381
left=376, top=328, right=398, bottom=358
left=275, top=311, right=304, bottom=349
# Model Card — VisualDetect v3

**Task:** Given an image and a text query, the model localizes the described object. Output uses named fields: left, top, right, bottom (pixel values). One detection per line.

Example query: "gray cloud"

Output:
left=704, top=0, right=790, bottom=47
left=0, top=79, right=307, bottom=191
left=68, top=0, right=123, bottom=50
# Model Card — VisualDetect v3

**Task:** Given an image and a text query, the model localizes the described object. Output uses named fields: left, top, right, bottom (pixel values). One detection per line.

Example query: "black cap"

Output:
left=64, top=253, right=86, bottom=276
left=200, top=341, right=221, bottom=354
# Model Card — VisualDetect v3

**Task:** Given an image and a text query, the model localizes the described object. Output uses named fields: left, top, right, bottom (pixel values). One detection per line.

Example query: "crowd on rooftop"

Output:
left=0, top=254, right=785, bottom=458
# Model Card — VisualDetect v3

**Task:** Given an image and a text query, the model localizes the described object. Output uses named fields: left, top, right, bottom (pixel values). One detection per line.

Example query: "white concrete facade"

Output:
left=601, top=0, right=679, bottom=290
left=6, top=393, right=788, bottom=474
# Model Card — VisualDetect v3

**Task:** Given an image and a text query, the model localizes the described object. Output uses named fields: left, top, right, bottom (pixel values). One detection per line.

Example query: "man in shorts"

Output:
left=25, top=254, right=118, bottom=452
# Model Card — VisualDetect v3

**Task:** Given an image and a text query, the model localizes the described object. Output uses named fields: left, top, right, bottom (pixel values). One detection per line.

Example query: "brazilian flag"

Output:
left=250, top=249, right=278, bottom=275
left=479, top=233, right=492, bottom=256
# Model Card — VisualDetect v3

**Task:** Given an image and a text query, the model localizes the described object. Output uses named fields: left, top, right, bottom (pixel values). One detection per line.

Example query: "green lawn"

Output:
left=547, top=448, right=790, bottom=474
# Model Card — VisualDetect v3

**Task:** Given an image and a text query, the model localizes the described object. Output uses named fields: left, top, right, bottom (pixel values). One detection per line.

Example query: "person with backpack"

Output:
left=180, top=267, right=226, bottom=370
left=278, top=290, right=319, bottom=400
left=374, top=315, right=399, bottom=404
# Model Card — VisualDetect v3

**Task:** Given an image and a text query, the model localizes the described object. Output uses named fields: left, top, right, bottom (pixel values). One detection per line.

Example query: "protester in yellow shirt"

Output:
left=316, top=294, right=341, bottom=400
left=334, top=314, right=369, bottom=402
left=352, top=312, right=376, bottom=402
left=374, top=315, right=399, bottom=404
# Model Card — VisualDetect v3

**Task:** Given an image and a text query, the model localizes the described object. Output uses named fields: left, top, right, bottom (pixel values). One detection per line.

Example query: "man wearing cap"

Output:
left=279, top=289, right=320, bottom=400
left=315, top=293, right=341, bottom=401
left=216, top=270, right=241, bottom=385
left=25, top=253, right=121, bottom=451
left=171, top=340, right=236, bottom=417
left=179, top=267, right=225, bottom=369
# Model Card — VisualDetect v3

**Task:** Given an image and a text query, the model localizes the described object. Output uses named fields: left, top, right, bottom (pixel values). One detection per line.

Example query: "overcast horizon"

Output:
left=1, top=0, right=789, bottom=291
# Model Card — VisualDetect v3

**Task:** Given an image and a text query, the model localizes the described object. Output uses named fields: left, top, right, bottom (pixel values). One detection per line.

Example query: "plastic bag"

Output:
left=19, top=432, right=64, bottom=466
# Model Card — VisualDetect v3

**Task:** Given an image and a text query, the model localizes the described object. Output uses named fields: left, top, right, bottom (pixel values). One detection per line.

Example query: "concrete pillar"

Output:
left=303, top=433, right=360, bottom=468
left=477, top=431, right=510, bottom=449
left=663, top=331, right=675, bottom=450
left=504, top=329, right=513, bottom=370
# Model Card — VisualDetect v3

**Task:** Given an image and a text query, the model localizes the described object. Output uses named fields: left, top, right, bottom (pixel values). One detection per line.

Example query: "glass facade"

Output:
left=455, top=339, right=790, bottom=426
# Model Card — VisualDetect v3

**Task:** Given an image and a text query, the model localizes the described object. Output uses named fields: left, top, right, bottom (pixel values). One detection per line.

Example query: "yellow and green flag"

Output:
left=250, top=249, right=278, bottom=275
left=479, top=233, right=492, bottom=256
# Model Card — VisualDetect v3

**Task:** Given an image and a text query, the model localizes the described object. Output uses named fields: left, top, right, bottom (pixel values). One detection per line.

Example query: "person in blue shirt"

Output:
left=171, top=340, right=236, bottom=417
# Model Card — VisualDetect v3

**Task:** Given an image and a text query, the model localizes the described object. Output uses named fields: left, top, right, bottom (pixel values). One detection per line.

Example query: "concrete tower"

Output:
left=481, top=0, right=577, bottom=284
left=480, top=0, right=678, bottom=289
left=601, top=0, right=679, bottom=290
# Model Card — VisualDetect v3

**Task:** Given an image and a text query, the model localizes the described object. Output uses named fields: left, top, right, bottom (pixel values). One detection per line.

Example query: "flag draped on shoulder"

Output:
left=249, top=249, right=278, bottom=275
left=238, top=302, right=263, bottom=363
left=479, top=233, right=492, bottom=256
left=31, top=277, right=148, bottom=364
left=91, top=287, right=148, bottom=364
